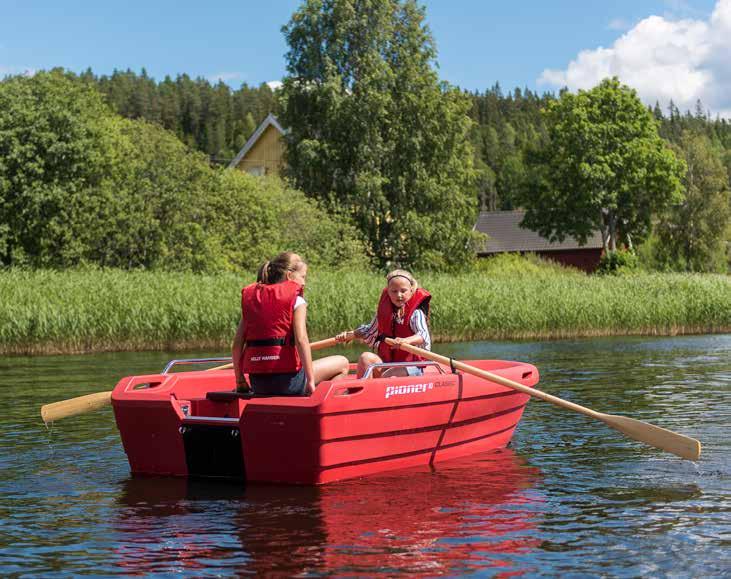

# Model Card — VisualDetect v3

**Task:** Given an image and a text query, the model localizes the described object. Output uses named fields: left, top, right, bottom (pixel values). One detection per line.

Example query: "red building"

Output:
left=475, top=210, right=604, bottom=272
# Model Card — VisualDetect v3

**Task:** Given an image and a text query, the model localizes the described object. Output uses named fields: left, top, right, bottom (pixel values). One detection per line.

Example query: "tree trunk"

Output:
left=600, top=209, right=610, bottom=252
left=608, top=212, right=617, bottom=251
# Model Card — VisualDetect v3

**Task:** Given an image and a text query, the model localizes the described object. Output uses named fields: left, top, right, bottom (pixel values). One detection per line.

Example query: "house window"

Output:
left=247, top=166, right=265, bottom=176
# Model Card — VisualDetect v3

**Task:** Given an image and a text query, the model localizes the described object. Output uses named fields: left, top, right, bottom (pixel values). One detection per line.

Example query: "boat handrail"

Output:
left=361, top=361, right=446, bottom=380
left=162, top=357, right=232, bottom=374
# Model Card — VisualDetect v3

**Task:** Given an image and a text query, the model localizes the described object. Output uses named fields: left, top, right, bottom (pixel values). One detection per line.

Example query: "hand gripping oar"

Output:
left=385, top=339, right=701, bottom=461
left=40, top=336, right=344, bottom=424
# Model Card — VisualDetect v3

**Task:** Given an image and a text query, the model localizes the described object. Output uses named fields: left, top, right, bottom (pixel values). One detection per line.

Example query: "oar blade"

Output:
left=599, top=413, right=701, bottom=460
left=41, top=391, right=113, bottom=424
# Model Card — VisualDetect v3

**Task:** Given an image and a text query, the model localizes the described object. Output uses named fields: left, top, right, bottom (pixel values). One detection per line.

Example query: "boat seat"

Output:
left=206, top=390, right=288, bottom=402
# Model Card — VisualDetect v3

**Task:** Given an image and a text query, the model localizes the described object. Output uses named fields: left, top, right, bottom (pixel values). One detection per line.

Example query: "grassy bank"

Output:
left=0, top=267, right=729, bottom=355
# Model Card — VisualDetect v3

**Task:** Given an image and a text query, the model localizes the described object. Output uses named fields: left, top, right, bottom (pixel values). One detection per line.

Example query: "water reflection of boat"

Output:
left=115, top=448, right=542, bottom=576
left=113, top=358, right=539, bottom=484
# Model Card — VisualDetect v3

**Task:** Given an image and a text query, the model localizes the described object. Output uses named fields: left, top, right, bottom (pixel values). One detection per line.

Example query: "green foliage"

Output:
left=0, top=71, right=369, bottom=273
left=596, top=248, right=639, bottom=275
left=69, top=68, right=731, bottom=215
left=521, top=78, right=686, bottom=252
left=279, top=0, right=478, bottom=270
left=654, top=130, right=730, bottom=273
left=207, top=172, right=371, bottom=271
left=468, top=85, right=552, bottom=211
left=635, top=233, right=665, bottom=271
left=471, top=252, right=584, bottom=277
left=1, top=268, right=728, bottom=354
left=86, top=117, right=220, bottom=271
left=92, top=69, right=276, bottom=163
left=0, top=70, right=119, bottom=267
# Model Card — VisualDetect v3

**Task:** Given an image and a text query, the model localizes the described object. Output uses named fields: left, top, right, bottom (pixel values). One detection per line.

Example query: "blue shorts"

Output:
left=249, top=368, right=307, bottom=396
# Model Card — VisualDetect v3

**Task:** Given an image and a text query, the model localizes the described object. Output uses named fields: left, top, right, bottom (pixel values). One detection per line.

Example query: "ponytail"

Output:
left=257, top=260, right=271, bottom=283
left=257, top=252, right=305, bottom=284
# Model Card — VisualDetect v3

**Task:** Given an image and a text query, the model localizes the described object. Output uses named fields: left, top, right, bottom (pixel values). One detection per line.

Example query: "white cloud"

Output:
left=539, top=0, right=731, bottom=119
left=266, top=80, right=282, bottom=91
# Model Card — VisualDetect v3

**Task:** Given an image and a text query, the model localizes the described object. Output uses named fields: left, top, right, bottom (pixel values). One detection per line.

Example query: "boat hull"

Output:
left=112, top=360, right=538, bottom=484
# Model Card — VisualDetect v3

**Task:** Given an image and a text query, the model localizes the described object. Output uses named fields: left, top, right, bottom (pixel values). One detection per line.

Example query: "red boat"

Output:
left=112, top=358, right=539, bottom=485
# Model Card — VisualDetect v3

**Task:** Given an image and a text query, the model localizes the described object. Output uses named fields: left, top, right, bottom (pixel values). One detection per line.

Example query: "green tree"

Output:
left=521, top=78, right=685, bottom=252
left=279, top=0, right=478, bottom=269
left=209, top=172, right=370, bottom=272
left=0, top=70, right=370, bottom=273
left=654, top=131, right=730, bottom=272
left=0, top=70, right=119, bottom=267
left=88, top=117, right=218, bottom=271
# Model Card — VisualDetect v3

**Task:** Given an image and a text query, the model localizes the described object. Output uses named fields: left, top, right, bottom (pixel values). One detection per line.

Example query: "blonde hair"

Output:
left=385, top=269, right=418, bottom=289
left=257, top=252, right=305, bottom=284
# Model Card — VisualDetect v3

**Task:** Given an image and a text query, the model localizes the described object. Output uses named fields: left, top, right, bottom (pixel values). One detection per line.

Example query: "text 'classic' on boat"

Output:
left=112, top=357, right=538, bottom=484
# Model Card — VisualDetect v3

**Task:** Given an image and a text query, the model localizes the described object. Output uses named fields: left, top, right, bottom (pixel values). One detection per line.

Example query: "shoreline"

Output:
left=2, top=326, right=729, bottom=357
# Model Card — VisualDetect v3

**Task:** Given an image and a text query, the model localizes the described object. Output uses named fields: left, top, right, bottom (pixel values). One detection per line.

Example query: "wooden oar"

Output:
left=40, top=391, right=114, bottom=425
left=40, top=336, right=344, bottom=424
left=385, top=338, right=701, bottom=461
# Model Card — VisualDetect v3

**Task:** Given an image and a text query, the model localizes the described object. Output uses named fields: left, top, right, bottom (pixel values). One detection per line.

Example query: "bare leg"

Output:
left=357, top=352, right=382, bottom=378
left=380, top=366, right=410, bottom=378
left=313, top=355, right=350, bottom=384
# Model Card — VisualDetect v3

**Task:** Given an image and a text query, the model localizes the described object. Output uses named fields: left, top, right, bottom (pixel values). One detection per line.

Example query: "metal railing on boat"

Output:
left=162, top=357, right=232, bottom=374
left=361, top=361, right=446, bottom=379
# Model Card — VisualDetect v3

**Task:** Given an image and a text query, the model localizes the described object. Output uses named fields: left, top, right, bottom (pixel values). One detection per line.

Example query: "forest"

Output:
left=80, top=68, right=731, bottom=272
left=1, top=0, right=730, bottom=273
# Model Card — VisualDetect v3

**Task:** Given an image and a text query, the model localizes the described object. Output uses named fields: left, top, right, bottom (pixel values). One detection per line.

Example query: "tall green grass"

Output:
left=0, top=265, right=729, bottom=354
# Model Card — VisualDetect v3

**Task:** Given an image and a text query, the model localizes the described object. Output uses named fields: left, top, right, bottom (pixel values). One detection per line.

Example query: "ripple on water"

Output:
left=0, top=335, right=729, bottom=576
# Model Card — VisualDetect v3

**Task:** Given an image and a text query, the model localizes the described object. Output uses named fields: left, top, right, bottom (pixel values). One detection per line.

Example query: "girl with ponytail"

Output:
left=232, top=252, right=349, bottom=395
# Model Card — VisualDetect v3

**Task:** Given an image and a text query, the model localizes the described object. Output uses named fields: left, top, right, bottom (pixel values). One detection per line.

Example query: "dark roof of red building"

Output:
left=475, top=210, right=603, bottom=254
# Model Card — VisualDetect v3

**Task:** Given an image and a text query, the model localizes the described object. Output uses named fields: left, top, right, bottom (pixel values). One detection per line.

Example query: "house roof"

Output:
left=227, top=113, right=287, bottom=169
left=475, top=210, right=603, bottom=254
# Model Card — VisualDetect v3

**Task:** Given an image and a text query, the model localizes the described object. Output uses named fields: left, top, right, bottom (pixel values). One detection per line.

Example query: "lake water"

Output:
left=1, top=335, right=729, bottom=576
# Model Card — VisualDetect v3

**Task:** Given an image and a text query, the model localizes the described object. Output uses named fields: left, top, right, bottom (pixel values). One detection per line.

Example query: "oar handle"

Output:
left=310, top=336, right=342, bottom=351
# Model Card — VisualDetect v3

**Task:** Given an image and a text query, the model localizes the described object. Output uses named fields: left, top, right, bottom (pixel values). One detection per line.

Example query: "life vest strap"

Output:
left=247, top=337, right=294, bottom=347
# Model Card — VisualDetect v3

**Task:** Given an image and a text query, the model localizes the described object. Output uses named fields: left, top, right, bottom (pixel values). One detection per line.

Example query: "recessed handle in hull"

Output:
left=334, top=386, right=364, bottom=396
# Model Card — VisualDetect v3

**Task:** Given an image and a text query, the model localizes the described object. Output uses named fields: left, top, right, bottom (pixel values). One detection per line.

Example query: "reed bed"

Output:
left=0, top=268, right=729, bottom=355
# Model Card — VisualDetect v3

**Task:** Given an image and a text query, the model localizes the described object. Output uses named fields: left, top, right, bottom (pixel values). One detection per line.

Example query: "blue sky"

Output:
left=1, top=0, right=728, bottom=116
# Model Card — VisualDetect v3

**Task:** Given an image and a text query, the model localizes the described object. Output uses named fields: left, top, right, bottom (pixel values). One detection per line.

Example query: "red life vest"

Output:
left=241, top=280, right=303, bottom=374
left=376, top=287, right=431, bottom=363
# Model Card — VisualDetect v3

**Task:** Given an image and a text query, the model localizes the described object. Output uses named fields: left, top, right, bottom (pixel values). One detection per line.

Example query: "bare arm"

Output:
left=292, top=304, right=315, bottom=394
left=232, top=317, right=248, bottom=390
left=393, top=334, right=424, bottom=346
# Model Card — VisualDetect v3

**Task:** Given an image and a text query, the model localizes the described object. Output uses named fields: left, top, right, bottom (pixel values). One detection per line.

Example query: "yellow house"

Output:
left=228, top=113, right=287, bottom=176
